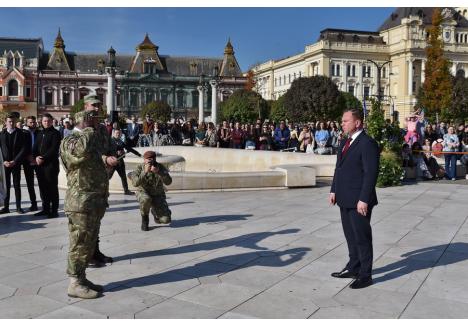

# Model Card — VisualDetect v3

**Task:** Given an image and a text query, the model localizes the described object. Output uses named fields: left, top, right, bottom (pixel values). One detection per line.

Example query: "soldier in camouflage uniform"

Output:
left=60, top=110, right=111, bottom=299
left=131, top=151, right=172, bottom=231
left=82, top=94, right=118, bottom=266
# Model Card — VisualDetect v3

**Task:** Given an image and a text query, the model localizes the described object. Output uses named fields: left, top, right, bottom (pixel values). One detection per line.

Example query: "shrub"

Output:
left=377, top=150, right=404, bottom=187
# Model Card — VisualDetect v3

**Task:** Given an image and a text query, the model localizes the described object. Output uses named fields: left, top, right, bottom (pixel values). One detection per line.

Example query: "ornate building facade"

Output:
left=0, top=37, right=42, bottom=116
left=253, top=7, right=468, bottom=123
left=37, top=31, right=246, bottom=122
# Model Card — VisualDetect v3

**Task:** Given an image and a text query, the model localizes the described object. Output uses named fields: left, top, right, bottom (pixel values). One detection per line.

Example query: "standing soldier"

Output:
left=109, top=128, right=141, bottom=195
left=82, top=94, right=118, bottom=266
left=60, top=110, right=110, bottom=299
left=130, top=151, right=172, bottom=231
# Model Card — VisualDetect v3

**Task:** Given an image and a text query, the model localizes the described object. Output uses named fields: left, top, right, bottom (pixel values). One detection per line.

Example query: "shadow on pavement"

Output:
left=373, top=242, right=468, bottom=284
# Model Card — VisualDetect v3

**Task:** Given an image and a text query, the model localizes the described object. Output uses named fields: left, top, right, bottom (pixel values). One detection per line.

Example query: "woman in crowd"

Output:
left=314, top=122, right=330, bottom=154
left=244, top=125, right=256, bottom=149
left=442, top=126, right=460, bottom=180
left=258, top=124, right=272, bottom=150
left=217, top=120, right=231, bottom=148
left=411, top=142, right=433, bottom=180
left=231, top=122, right=244, bottom=149
left=203, top=122, right=218, bottom=147
left=298, top=125, right=314, bottom=153
left=181, top=121, right=195, bottom=146
left=328, top=121, right=341, bottom=154
left=195, top=122, right=207, bottom=147
left=422, top=138, right=444, bottom=180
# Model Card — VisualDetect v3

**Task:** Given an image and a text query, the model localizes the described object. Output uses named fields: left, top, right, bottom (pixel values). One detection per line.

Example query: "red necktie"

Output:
left=341, top=137, right=352, bottom=157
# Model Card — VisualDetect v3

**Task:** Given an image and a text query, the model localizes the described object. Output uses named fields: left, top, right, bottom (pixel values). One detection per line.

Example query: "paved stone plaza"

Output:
left=0, top=180, right=468, bottom=318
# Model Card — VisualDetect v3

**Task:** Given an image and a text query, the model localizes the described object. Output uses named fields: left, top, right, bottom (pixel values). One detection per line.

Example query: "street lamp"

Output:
left=366, top=59, right=391, bottom=104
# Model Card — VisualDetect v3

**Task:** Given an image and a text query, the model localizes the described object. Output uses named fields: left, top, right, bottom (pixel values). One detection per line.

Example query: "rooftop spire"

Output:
left=224, top=37, right=234, bottom=55
left=54, top=28, right=65, bottom=49
left=137, top=33, right=158, bottom=51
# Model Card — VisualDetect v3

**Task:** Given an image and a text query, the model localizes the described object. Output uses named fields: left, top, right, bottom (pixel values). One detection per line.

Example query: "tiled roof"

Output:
left=318, top=29, right=385, bottom=44
left=0, top=37, right=43, bottom=58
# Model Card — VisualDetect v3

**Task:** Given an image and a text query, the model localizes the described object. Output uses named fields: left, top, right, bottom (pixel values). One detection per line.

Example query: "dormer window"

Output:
left=189, top=62, right=198, bottom=75
left=368, top=36, right=374, bottom=43
left=353, top=35, right=359, bottom=42
left=144, top=58, right=157, bottom=74
left=337, top=33, right=344, bottom=41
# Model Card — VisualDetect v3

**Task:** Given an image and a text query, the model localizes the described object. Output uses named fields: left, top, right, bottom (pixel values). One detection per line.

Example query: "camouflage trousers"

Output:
left=136, top=191, right=171, bottom=220
left=66, top=206, right=106, bottom=277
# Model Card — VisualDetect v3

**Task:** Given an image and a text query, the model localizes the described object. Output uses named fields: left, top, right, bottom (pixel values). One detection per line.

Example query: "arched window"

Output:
left=8, top=79, right=18, bottom=96
left=62, top=88, right=71, bottom=106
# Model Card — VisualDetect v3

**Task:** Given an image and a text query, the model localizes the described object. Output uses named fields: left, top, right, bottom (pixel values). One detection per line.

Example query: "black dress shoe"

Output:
left=48, top=212, right=59, bottom=218
left=0, top=208, right=10, bottom=214
left=34, top=210, right=50, bottom=217
left=124, top=190, right=135, bottom=195
left=349, top=277, right=373, bottom=289
left=29, top=204, right=38, bottom=212
left=17, top=208, right=25, bottom=214
left=88, top=259, right=106, bottom=268
left=331, top=269, right=358, bottom=279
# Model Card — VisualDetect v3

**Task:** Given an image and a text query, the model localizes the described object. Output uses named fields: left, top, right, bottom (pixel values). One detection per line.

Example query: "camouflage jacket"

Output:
left=131, top=162, right=172, bottom=196
left=96, top=124, right=117, bottom=157
left=60, top=127, right=109, bottom=213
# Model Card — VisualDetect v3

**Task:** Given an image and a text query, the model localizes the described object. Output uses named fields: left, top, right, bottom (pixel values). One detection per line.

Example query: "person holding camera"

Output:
left=130, top=151, right=172, bottom=231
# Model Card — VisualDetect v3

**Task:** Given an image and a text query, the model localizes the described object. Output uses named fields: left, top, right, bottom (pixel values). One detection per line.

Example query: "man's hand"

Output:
left=36, top=156, right=45, bottom=166
left=150, top=165, right=159, bottom=174
left=144, top=163, right=151, bottom=173
left=329, top=193, right=336, bottom=205
left=357, top=201, right=368, bottom=216
left=3, top=161, right=10, bottom=168
left=106, top=156, right=118, bottom=167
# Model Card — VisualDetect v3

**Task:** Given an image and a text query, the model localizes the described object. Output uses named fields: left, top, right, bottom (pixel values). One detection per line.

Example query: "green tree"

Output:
left=418, top=8, right=453, bottom=120
left=219, top=89, right=268, bottom=123
left=366, top=98, right=404, bottom=187
left=283, top=76, right=344, bottom=122
left=451, top=75, right=468, bottom=123
left=339, top=91, right=362, bottom=110
left=269, top=95, right=289, bottom=122
left=141, top=101, right=172, bottom=123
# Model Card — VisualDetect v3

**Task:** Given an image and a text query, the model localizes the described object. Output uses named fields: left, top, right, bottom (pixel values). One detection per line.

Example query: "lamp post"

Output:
left=366, top=59, right=391, bottom=104
left=106, top=46, right=117, bottom=121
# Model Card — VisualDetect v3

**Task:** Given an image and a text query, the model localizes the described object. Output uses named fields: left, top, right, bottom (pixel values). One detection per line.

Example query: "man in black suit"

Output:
left=0, top=114, right=27, bottom=214
left=126, top=115, right=141, bottom=147
left=22, top=116, right=39, bottom=212
left=33, top=113, right=62, bottom=218
left=329, top=108, right=380, bottom=289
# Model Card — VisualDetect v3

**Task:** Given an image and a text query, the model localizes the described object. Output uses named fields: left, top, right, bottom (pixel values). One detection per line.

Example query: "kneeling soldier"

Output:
left=131, top=151, right=172, bottom=231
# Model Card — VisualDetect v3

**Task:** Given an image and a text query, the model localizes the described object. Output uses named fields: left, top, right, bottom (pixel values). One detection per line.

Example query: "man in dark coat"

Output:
left=33, top=113, right=62, bottom=218
left=329, top=108, right=380, bottom=289
left=22, top=116, right=39, bottom=211
left=0, top=114, right=27, bottom=214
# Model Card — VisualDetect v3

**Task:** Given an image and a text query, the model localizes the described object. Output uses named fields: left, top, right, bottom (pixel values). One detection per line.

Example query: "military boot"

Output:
left=141, top=215, right=149, bottom=231
left=67, top=277, right=100, bottom=299
left=158, top=216, right=171, bottom=224
left=80, top=276, right=104, bottom=293
left=94, top=239, right=113, bottom=264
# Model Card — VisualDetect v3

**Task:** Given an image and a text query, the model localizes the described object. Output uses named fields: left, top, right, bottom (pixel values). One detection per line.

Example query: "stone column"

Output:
left=197, top=85, right=205, bottom=123
left=452, top=62, right=457, bottom=76
left=106, top=69, right=115, bottom=116
left=210, top=80, right=218, bottom=125
left=408, top=59, right=413, bottom=96
left=41, top=88, right=45, bottom=106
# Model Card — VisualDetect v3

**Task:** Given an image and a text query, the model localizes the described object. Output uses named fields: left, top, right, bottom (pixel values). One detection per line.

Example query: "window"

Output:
left=347, top=65, right=351, bottom=77
left=299, top=71, right=301, bottom=77
left=362, top=65, right=371, bottom=78
left=116, top=92, right=121, bottom=106
left=274, top=78, right=277, bottom=86
left=412, top=81, right=416, bottom=93
left=382, top=67, right=386, bottom=78
left=0, top=87, right=2, bottom=96
left=336, top=64, right=340, bottom=76
left=7, top=57, right=13, bottom=68
left=144, top=62, right=156, bottom=74
left=352, top=65, right=356, bottom=77
left=130, top=91, right=138, bottom=107
left=364, top=86, right=370, bottom=99
left=161, top=91, right=168, bottom=104
left=26, top=87, right=31, bottom=98
left=177, top=91, right=184, bottom=108
left=348, top=85, right=355, bottom=94
left=14, top=57, right=20, bottom=67
left=283, top=75, right=286, bottom=84
left=45, top=90, right=53, bottom=105
left=288, top=74, right=291, bottom=83
left=192, top=91, right=199, bottom=107
left=278, top=77, right=281, bottom=86
left=293, top=73, right=296, bottom=80
left=146, top=91, right=153, bottom=104
left=8, top=79, right=18, bottom=96
left=63, top=91, right=70, bottom=106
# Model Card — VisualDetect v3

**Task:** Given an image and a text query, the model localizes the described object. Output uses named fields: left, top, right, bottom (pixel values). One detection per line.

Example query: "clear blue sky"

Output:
left=1, top=7, right=395, bottom=70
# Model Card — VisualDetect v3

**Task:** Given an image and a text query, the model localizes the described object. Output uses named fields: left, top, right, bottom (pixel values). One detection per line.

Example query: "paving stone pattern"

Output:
left=0, top=181, right=468, bottom=318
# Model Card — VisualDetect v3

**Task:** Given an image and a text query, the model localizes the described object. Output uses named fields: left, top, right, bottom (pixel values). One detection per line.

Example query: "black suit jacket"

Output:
left=331, top=131, right=380, bottom=208
left=32, top=127, right=62, bottom=168
left=0, top=128, right=27, bottom=164
left=21, top=129, right=40, bottom=162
